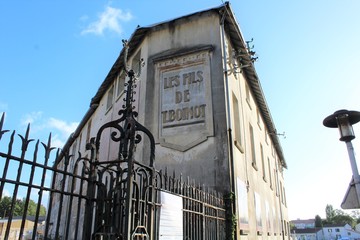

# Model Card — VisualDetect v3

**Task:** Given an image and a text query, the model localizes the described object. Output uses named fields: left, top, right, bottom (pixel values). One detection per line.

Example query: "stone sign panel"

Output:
left=155, top=48, right=214, bottom=151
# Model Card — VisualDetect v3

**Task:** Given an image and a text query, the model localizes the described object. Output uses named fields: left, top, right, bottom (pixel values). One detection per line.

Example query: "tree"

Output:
left=315, top=215, right=323, bottom=227
left=332, top=213, right=355, bottom=227
left=324, top=204, right=356, bottom=227
left=0, top=196, right=46, bottom=218
left=351, top=210, right=360, bottom=224
left=326, top=204, right=335, bottom=222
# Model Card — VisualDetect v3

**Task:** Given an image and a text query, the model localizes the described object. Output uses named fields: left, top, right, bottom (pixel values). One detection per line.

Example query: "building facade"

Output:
left=292, top=219, right=316, bottom=230
left=52, top=2, right=288, bottom=239
left=323, top=224, right=360, bottom=240
left=291, top=223, right=360, bottom=240
left=291, top=228, right=323, bottom=240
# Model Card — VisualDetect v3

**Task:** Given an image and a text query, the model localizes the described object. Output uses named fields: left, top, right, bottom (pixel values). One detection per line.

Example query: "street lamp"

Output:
left=323, top=109, right=360, bottom=209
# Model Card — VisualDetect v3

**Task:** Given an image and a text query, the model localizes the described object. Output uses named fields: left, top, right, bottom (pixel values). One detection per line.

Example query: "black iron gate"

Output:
left=0, top=41, right=229, bottom=240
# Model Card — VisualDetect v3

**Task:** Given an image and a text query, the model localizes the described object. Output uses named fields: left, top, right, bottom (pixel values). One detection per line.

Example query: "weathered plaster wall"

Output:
left=140, top=13, right=231, bottom=192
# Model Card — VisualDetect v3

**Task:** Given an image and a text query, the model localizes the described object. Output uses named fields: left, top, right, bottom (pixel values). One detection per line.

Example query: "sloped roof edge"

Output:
left=220, top=3, right=287, bottom=168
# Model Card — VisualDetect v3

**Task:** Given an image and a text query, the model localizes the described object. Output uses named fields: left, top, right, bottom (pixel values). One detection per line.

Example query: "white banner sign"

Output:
left=159, top=191, right=183, bottom=239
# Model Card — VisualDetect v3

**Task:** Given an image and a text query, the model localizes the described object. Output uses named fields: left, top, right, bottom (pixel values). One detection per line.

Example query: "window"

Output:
left=268, top=157, right=273, bottom=189
left=116, top=71, right=126, bottom=99
left=250, top=124, right=257, bottom=170
left=265, top=201, right=271, bottom=234
left=257, top=109, right=262, bottom=129
left=237, top=178, right=249, bottom=234
left=86, top=119, right=92, bottom=145
left=254, top=192, right=262, bottom=234
left=132, top=50, right=141, bottom=74
left=71, top=140, right=77, bottom=156
left=106, top=85, right=114, bottom=110
left=275, top=169, right=279, bottom=196
left=335, top=228, right=340, bottom=232
left=232, top=93, right=243, bottom=151
left=78, top=133, right=82, bottom=152
left=265, top=129, right=269, bottom=145
left=245, top=83, right=251, bottom=109
left=261, top=144, right=266, bottom=181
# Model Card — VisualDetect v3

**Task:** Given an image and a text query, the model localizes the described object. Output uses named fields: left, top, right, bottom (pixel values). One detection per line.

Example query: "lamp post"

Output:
left=323, top=109, right=360, bottom=209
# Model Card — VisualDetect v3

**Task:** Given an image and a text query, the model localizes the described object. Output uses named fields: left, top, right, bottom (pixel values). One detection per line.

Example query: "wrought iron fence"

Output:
left=157, top=170, right=226, bottom=240
left=0, top=111, right=228, bottom=240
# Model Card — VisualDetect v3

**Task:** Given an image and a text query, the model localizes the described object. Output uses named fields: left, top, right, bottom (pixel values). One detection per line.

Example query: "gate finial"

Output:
left=0, top=112, right=9, bottom=140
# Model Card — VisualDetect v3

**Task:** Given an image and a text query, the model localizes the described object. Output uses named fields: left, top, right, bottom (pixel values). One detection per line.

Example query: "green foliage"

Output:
left=325, top=204, right=356, bottom=228
left=315, top=215, right=323, bottom=227
left=224, top=192, right=236, bottom=240
left=332, top=214, right=355, bottom=227
left=0, top=196, right=46, bottom=218
left=350, top=210, right=360, bottom=224
left=326, top=204, right=335, bottom=222
left=289, top=221, right=295, bottom=231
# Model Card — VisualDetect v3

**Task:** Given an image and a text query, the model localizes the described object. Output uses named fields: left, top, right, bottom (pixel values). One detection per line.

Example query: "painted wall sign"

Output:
left=155, top=49, right=214, bottom=151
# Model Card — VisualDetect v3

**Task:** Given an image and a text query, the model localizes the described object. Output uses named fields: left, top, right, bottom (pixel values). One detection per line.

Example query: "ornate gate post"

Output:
left=84, top=40, right=156, bottom=239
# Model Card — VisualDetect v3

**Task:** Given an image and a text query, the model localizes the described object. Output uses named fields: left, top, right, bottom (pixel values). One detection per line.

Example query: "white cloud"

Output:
left=0, top=101, right=8, bottom=111
left=46, top=118, right=78, bottom=148
left=21, top=111, right=43, bottom=126
left=49, top=133, right=67, bottom=149
left=81, top=6, right=132, bottom=36
left=48, top=118, right=78, bottom=137
left=3, top=189, right=10, bottom=197
left=20, top=112, right=78, bottom=149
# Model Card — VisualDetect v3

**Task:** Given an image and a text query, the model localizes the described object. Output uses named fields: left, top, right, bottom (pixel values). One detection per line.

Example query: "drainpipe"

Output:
left=220, top=10, right=237, bottom=240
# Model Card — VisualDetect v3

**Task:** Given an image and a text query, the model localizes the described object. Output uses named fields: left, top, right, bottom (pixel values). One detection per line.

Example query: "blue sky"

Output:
left=1, top=0, right=360, bottom=220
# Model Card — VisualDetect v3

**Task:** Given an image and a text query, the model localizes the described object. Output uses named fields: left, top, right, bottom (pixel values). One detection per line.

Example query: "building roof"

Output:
left=292, top=228, right=322, bottom=234
left=61, top=2, right=287, bottom=168
left=291, top=219, right=315, bottom=224
left=323, top=223, right=350, bottom=228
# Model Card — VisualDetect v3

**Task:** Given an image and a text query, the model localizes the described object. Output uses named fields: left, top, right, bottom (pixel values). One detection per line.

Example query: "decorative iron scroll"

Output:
left=83, top=39, right=157, bottom=240
left=93, top=40, right=155, bottom=167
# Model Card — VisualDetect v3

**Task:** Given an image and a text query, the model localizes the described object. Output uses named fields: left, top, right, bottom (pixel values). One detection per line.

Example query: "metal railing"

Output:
left=0, top=112, right=228, bottom=240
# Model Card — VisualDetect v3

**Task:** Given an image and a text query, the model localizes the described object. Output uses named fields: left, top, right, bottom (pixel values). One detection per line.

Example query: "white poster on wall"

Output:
left=237, top=178, right=249, bottom=230
left=159, top=191, right=183, bottom=239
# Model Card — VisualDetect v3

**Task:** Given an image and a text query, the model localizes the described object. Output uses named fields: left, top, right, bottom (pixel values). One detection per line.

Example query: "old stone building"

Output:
left=51, top=2, right=289, bottom=239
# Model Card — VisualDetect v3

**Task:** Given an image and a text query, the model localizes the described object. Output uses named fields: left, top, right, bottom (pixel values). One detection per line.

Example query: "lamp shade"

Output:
left=323, top=109, right=360, bottom=142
